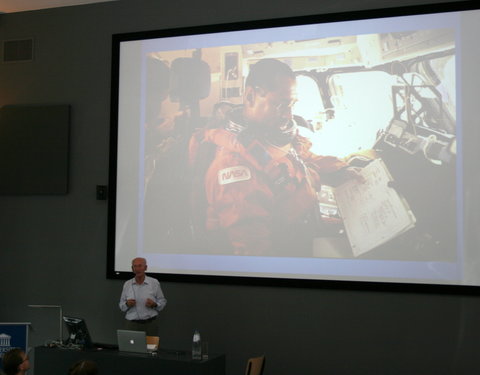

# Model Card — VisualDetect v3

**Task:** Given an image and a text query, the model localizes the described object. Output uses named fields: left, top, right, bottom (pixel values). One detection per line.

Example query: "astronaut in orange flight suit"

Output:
left=189, top=59, right=355, bottom=256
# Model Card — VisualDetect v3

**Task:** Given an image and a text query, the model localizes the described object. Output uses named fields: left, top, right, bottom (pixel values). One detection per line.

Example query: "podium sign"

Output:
left=0, top=323, right=30, bottom=370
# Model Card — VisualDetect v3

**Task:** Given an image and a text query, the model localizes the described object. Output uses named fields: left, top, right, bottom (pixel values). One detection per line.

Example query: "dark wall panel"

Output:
left=0, top=105, right=70, bottom=194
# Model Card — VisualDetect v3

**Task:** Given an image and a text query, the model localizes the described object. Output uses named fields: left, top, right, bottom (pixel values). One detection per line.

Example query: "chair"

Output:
left=245, top=355, right=265, bottom=375
left=146, top=335, right=160, bottom=351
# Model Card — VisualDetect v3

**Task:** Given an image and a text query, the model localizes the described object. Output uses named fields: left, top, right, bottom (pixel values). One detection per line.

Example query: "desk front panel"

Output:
left=34, top=346, right=225, bottom=375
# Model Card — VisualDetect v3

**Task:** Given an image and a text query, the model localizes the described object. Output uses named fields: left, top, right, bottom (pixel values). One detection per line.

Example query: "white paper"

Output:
left=334, top=158, right=416, bottom=256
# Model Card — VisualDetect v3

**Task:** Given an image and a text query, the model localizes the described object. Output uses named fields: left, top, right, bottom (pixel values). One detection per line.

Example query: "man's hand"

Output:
left=126, top=299, right=136, bottom=307
left=145, top=298, right=157, bottom=308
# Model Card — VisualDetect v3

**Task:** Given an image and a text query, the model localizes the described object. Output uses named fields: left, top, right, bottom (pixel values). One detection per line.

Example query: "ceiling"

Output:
left=0, top=0, right=117, bottom=13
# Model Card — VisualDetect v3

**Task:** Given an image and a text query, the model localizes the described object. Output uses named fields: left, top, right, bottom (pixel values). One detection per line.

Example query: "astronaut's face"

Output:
left=247, top=76, right=297, bottom=131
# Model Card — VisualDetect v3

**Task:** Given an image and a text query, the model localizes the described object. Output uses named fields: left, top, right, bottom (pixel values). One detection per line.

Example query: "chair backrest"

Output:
left=245, top=355, right=265, bottom=375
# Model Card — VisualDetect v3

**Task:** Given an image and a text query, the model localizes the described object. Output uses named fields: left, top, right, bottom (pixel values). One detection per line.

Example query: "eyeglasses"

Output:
left=254, top=86, right=297, bottom=114
left=274, top=100, right=297, bottom=114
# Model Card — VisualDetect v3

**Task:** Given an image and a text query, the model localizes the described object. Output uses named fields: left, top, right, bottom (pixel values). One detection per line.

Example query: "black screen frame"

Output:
left=107, top=0, right=480, bottom=295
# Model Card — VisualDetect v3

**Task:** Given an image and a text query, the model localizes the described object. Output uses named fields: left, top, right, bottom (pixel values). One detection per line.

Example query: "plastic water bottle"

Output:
left=192, top=330, right=202, bottom=360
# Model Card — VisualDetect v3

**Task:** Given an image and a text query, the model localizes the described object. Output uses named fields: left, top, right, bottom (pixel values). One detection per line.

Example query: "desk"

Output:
left=34, top=346, right=225, bottom=375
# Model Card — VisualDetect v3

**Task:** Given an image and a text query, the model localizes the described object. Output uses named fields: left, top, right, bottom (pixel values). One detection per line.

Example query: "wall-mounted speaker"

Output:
left=2, top=38, right=34, bottom=63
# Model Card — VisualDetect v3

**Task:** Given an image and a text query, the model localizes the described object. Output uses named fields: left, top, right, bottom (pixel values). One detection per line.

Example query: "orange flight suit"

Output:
left=189, top=126, right=346, bottom=256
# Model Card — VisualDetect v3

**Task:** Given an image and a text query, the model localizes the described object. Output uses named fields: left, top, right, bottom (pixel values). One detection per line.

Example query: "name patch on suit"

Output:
left=218, top=166, right=251, bottom=185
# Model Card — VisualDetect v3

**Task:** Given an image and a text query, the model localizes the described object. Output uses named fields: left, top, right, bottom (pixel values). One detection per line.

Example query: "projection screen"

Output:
left=107, top=1, right=480, bottom=289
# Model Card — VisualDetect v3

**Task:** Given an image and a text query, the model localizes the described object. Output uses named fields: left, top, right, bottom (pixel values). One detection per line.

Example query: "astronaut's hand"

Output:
left=344, top=166, right=365, bottom=184
left=328, top=166, right=365, bottom=186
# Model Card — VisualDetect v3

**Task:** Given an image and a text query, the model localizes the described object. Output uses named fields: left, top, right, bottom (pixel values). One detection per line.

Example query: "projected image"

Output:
left=138, top=28, right=456, bottom=263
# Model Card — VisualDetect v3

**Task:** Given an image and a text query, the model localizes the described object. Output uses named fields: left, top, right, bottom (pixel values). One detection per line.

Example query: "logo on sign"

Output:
left=0, top=333, right=12, bottom=357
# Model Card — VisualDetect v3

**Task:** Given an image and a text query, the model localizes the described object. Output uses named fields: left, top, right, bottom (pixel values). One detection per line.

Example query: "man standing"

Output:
left=119, top=257, right=167, bottom=335
left=189, top=58, right=357, bottom=257
left=2, top=348, right=30, bottom=375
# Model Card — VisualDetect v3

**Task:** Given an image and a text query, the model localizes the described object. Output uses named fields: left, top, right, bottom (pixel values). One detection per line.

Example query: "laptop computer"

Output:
left=117, top=329, right=148, bottom=354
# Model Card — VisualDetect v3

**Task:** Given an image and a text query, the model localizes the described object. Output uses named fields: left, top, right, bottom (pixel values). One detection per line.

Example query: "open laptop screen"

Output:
left=117, top=329, right=148, bottom=354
